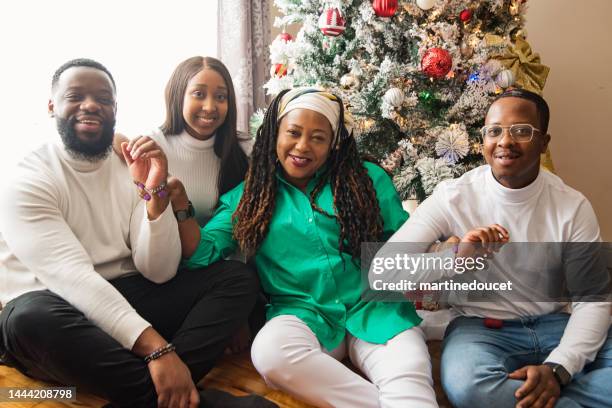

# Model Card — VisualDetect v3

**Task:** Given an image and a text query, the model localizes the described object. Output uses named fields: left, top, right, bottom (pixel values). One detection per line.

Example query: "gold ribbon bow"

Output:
left=486, top=34, right=555, bottom=173
left=489, top=35, right=550, bottom=95
left=541, top=148, right=555, bottom=174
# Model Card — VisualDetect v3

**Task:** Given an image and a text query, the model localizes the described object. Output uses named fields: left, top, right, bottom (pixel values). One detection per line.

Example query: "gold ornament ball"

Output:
left=460, top=40, right=474, bottom=58
left=340, top=73, right=360, bottom=89
left=509, top=0, right=522, bottom=15
left=510, top=27, right=527, bottom=40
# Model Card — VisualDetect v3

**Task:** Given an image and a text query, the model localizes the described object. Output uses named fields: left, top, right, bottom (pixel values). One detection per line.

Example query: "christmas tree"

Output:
left=264, top=0, right=549, bottom=202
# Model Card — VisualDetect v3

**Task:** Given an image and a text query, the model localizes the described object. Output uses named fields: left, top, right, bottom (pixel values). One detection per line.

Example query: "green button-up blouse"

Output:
left=184, top=161, right=421, bottom=350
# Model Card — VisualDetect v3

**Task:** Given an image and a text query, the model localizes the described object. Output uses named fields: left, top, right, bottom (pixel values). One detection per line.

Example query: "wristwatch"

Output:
left=544, top=362, right=571, bottom=387
left=174, top=201, right=195, bottom=222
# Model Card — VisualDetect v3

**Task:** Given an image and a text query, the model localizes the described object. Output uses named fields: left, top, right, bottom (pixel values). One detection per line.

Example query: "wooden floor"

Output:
left=0, top=341, right=450, bottom=407
left=0, top=365, right=108, bottom=408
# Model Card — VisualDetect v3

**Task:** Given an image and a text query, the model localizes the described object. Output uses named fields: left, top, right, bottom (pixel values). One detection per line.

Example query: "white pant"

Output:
left=251, top=315, right=438, bottom=408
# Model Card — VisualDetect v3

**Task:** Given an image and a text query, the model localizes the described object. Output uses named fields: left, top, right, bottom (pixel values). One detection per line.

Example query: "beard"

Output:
left=56, top=116, right=115, bottom=162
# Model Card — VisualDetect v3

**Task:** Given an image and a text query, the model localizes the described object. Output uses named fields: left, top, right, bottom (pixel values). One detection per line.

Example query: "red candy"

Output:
left=483, top=318, right=503, bottom=329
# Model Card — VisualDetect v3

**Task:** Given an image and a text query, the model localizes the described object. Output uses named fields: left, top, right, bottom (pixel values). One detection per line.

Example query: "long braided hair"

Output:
left=233, top=89, right=384, bottom=260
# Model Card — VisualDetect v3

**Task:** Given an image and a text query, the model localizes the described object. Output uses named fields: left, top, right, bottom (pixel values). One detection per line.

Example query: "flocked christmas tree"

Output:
left=261, top=0, right=549, bottom=202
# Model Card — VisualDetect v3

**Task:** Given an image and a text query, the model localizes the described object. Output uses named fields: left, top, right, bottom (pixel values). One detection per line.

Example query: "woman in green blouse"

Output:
left=169, top=88, right=437, bottom=408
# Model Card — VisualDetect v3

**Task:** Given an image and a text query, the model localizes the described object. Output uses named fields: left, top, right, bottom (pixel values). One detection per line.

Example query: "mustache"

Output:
left=56, top=115, right=115, bottom=162
left=65, top=114, right=114, bottom=129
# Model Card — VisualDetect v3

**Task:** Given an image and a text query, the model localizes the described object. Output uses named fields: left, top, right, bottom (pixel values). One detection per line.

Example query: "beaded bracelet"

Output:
left=144, top=343, right=176, bottom=364
left=134, top=181, right=168, bottom=201
left=452, top=243, right=459, bottom=255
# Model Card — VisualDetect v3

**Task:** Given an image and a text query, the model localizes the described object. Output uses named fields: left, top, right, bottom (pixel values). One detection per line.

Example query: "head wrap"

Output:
left=277, top=88, right=341, bottom=135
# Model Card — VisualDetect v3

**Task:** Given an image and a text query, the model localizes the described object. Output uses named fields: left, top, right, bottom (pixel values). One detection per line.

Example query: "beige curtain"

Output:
left=217, top=0, right=271, bottom=134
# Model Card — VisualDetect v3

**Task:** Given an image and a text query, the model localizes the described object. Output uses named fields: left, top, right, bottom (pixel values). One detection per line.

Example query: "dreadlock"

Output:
left=233, top=90, right=384, bottom=260
left=232, top=90, right=287, bottom=257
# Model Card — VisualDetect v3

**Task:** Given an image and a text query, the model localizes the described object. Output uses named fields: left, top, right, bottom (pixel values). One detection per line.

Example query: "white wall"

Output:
left=526, top=0, right=612, bottom=240
left=0, top=0, right=217, bottom=188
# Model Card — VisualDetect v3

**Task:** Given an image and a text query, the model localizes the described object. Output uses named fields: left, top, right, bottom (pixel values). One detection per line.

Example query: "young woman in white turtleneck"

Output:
left=116, top=56, right=254, bottom=353
left=119, top=56, right=251, bottom=225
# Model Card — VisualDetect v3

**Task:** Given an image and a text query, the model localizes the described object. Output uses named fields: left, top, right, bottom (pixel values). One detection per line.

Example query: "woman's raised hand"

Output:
left=121, top=136, right=168, bottom=190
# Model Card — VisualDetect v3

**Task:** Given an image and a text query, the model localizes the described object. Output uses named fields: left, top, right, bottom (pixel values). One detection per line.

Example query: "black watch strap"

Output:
left=174, top=201, right=195, bottom=222
left=544, top=362, right=571, bottom=387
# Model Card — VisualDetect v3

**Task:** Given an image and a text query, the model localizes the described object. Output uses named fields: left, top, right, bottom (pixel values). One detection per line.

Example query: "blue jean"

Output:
left=441, top=314, right=612, bottom=408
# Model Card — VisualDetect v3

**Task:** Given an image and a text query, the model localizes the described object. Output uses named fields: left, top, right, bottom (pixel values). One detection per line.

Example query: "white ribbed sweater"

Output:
left=149, top=130, right=253, bottom=225
left=0, top=140, right=181, bottom=349
left=386, top=165, right=611, bottom=376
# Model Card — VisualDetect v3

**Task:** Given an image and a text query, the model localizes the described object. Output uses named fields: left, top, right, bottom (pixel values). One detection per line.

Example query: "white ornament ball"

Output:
left=496, top=69, right=516, bottom=88
left=383, top=88, right=405, bottom=107
left=340, top=73, right=360, bottom=89
left=416, top=0, right=436, bottom=11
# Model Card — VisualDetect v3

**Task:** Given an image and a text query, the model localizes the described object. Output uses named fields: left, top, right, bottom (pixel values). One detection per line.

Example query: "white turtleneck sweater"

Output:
left=0, top=140, right=181, bottom=349
left=149, top=130, right=253, bottom=226
left=385, top=165, right=610, bottom=376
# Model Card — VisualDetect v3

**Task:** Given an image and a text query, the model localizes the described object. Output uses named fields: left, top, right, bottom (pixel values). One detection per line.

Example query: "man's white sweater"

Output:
left=0, top=140, right=181, bottom=349
left=387, top=165, right=610, bottom=376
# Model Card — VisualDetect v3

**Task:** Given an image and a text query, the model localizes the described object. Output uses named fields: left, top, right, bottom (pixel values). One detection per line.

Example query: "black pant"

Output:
left=0, top=261, right=259, bottom=407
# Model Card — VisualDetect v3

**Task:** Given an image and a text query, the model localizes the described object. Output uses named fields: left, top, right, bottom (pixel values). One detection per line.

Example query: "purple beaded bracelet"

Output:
left=134, top=181, right=168, bottom=201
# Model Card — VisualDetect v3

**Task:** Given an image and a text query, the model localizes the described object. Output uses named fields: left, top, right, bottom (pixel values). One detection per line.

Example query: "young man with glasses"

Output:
left=379, top=89, right=612, bottom=407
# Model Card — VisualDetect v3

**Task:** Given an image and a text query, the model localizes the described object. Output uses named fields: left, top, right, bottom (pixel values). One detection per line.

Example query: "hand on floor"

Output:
left=225, top=324, right=252, bottom=355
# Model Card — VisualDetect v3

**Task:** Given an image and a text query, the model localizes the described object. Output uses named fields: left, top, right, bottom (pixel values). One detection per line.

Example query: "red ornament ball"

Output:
left=459, top=9, right=473, bottom=22
left=421, top=48, right=453, bottom=79
left=372, top=0, right=398, bottom=18
left=318, top=7, right=346, bottom=37
left=277, top=32, right=293, bottom=42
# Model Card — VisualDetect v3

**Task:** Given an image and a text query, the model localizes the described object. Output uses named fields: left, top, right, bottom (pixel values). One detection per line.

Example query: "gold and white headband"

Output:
left=278, top=88, right=341, bottom=135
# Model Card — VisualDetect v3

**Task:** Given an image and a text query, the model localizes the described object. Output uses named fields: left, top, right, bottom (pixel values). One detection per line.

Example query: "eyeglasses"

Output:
left=480, top=124, right=541, bottom=143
